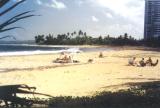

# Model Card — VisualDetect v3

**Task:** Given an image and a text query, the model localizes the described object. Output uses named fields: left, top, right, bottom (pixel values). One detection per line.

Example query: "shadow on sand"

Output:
left=49, top=81, right=160, bottom=108
left=0, top=84, right=52, bottom=108
left=1, top=81, right=160, bottom=108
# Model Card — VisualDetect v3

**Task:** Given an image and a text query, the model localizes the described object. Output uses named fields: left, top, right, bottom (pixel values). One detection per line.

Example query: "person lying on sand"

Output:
left=55, top=55, right=72, bottom=63
left=146, top=57, right=159, bottom=66
left=128, top=57, right=137, bottom=66
left=54, top=53, right=80, bottom=63
left=88, top=59, right=93, bottom=63
left=54, top=52, right=72, bottom=63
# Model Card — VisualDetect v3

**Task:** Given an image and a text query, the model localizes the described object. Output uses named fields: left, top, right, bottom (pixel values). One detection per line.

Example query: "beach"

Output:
left=0, top=48, right=160, bottom=97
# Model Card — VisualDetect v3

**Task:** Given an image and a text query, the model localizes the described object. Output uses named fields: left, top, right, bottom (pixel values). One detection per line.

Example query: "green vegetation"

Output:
left=48, top=81, right=160, bottom=108
left=35, top=30, right=160, bottom=47
left=35, top=30, right=138, bottom=46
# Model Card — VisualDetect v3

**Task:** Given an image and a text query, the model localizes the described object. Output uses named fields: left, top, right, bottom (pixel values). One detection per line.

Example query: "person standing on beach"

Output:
left=99, top=52, right=104, bottom=58
left=128, top=57, right=136, bottom=66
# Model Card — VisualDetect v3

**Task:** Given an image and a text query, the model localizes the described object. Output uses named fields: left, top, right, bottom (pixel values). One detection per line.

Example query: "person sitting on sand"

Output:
left=56, top=52, right=65, bottom=60
left=67, top=56, right=72, bottom=63
left=99, top=52, right=104, bottom=58
left=88, top=59, right=93, bottom=63
left=146, top=57, right=152, bottom=66
left=128, top=57, right=137, bottom=66
left=139, top=58, right=146, bottom=67
left=146, top=57, right=159, bottom=66
left=60, top=55, right=72, bottom=63
left=151, top=59, right=159, bottom=66
left=62, top=55, right=68, bottom=60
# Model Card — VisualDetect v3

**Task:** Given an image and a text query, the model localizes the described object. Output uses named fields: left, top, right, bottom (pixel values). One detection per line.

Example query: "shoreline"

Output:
left=0, top=45, right=113, bottom=57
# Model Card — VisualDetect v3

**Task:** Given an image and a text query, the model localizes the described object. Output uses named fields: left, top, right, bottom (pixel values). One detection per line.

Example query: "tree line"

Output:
left=35, top=30, right=139, bottom=46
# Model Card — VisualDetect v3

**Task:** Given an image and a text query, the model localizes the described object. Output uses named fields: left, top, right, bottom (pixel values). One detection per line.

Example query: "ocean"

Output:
left=0, top=44, right=112, bottom=56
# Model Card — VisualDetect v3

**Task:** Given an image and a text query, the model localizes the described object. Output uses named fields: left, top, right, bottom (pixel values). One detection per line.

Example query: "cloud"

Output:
left=36, top=0, right=42, bottom=5
left=104, top=12, right=113, bottom=19
left=89, top=0, right=144, bottom=23
left=75, top=0, right=85, bottom=6
left=36, top=0, right=66, bottom=10
left=92, top=16, right=99, bottom=22
left=50, top=0, right=66, bottom=9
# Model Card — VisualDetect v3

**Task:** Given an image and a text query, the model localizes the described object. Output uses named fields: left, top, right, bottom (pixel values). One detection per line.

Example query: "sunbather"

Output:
left=54, top=53, right=80, bottom=63
left=56, top=52, right=66, bottom=60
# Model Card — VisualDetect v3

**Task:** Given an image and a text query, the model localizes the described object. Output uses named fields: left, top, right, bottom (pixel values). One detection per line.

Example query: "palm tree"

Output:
left=84, top=32, right=87, bottom=37
left=78, top=30, right=83, bottom=36
left=0, top=0, right=38, bottom=39
left=73, top=31, right=76, bottom=35
left=45, top=34, right=54, bottom=44
left=35, top=35, right=45, bottom=44
left=71, top=33, right=74, bottom=37
left=118, top=35, right=122, bottom=39
left=107, top=35, right=110, bottom=38
left=67, top=32, right=70, bottom=36
left=124, top=33, right=128, bottom=39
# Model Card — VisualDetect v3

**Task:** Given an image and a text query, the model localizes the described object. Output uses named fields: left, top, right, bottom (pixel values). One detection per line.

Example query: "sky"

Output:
left=0, top=0, right=145, bottom=40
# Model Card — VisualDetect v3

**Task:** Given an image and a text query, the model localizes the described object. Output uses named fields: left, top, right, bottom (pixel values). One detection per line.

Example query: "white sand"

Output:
left=0, top=49, right=159, bottom=97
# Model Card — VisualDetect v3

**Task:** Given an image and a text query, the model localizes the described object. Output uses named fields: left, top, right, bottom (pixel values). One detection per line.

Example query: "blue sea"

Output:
left=0, top=44, right=112, bottom=56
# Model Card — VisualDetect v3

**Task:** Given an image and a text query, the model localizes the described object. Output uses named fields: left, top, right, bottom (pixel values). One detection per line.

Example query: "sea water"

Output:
left=0, top=44, right=112, bottom=56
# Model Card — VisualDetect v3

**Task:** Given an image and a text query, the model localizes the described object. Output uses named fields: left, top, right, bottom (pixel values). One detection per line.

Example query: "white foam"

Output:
left=0, top=48, right=82, bottom=56
left=65, top=48, right=82, bottom=53
left=0, top=44, right=81, bottom=48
